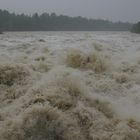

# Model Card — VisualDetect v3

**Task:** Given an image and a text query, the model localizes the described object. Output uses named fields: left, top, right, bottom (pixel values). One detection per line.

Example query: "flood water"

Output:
left=0, top=31, right=140, bottom=140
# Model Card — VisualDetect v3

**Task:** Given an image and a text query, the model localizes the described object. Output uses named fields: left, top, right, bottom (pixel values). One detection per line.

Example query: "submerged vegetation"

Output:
left=0, top=9, right=132, bottom=31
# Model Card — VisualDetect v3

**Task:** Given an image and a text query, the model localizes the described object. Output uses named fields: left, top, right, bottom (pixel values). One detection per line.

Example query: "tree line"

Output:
left=0, top=9, right=132, bottom=31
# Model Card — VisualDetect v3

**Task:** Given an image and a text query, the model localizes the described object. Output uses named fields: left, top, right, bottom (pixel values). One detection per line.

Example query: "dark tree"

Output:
left=131, top=22, right=140, bottom=33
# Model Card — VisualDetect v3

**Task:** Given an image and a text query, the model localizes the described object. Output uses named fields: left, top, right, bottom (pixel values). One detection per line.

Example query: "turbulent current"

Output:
left=0, top=31, right=140, bottom=140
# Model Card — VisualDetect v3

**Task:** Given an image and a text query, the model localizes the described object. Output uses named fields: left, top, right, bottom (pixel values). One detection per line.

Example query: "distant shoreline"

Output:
left=0, top=9, right=132, bottom=32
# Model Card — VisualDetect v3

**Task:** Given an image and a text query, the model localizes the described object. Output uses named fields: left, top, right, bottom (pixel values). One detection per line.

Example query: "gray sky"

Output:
left=0, top=0, right=140, bottom=22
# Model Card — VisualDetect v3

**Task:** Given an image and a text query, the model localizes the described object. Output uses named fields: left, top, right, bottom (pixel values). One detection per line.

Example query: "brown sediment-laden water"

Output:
left=0, top=31, right=140, bottom=140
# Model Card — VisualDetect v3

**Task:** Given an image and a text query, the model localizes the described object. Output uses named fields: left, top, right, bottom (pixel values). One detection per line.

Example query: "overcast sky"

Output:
left=0, top=0, right=140, bottom=22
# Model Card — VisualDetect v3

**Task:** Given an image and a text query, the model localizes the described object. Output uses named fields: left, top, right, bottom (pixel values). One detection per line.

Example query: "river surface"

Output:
left=0, top=31, right=140, bottom=140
